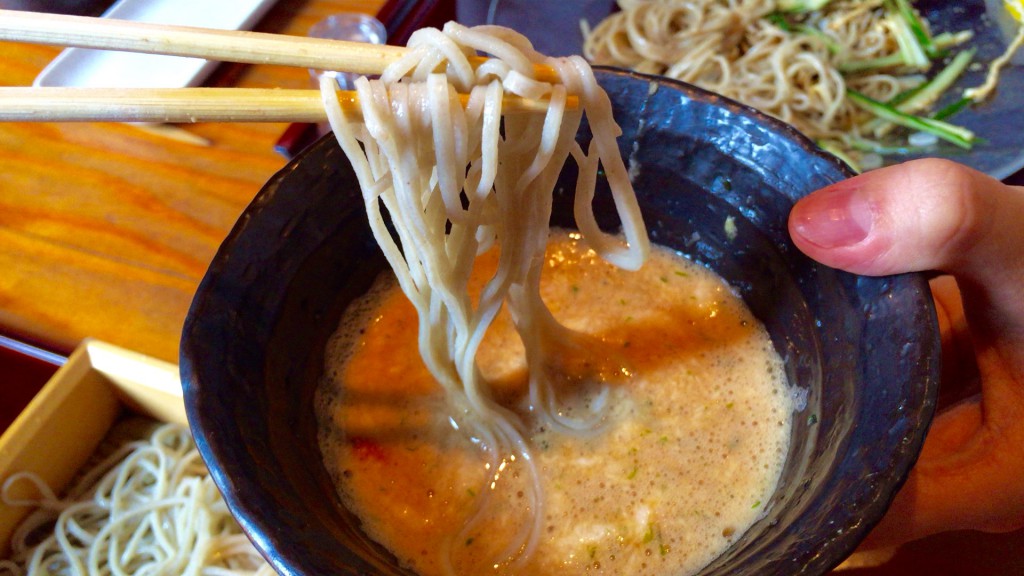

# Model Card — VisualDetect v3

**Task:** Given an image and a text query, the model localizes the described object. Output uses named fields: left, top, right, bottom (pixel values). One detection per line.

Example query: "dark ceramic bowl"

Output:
left=181, top=69, right=940, bottom=576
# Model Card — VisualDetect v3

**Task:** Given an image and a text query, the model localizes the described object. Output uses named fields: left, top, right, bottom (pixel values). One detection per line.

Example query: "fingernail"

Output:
left=792, top=181, right=873, bottom=248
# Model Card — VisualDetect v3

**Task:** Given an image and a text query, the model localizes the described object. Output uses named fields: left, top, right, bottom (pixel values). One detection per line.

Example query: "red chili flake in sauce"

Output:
left=350, top=437, right=388, bottom=463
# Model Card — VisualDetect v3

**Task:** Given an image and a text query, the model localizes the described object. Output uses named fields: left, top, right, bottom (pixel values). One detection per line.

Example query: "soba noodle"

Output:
left=0, top=421, right=272, bottom=576
left=319, top=22, right=649, bottom=570
left=583, top=0, right=979, bottom=167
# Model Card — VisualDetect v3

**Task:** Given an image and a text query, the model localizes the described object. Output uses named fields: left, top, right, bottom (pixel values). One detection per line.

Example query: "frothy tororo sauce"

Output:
left=316, top=231, right=793, bottom=575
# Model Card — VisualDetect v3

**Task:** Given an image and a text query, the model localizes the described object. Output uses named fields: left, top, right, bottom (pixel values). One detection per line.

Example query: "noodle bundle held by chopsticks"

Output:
left=320, top=22, right=650, bottom=571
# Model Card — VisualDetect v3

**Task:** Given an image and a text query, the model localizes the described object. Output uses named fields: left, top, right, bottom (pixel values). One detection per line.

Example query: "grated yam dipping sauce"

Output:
left=316, top=231, right=793, bottom=575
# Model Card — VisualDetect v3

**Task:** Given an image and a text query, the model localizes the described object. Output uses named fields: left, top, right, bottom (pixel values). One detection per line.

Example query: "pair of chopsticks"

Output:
left=0, top=9, right=566, bottom=123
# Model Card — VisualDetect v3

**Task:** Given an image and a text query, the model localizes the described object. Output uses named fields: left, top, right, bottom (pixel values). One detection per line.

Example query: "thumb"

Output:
left=790, top=158, right=1024, bottom=544
left=788, top=158, right=1024, bottom=344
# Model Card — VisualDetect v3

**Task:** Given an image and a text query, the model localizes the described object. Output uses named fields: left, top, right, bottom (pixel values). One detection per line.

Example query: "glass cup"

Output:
left=308, top=13, right=388, bottom=90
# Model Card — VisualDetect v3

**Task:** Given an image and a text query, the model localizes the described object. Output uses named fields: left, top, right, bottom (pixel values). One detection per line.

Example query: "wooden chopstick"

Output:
left=0, top=9, right=561, bottom=83
left=0, top=87, right=577, bottom=123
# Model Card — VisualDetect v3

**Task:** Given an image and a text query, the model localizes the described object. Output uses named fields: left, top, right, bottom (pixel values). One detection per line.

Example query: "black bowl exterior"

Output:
left=179, top=140, right=403, bottom=575
left=181, top=69, right=940, bottom=576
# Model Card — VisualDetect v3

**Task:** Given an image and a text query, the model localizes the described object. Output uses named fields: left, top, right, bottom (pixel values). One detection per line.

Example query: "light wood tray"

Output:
left=0, top=339, right=185, bottom=555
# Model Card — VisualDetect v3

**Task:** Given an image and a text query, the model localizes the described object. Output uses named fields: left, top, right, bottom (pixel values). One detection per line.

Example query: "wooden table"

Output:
left=0, top=0, right=385, bottom=363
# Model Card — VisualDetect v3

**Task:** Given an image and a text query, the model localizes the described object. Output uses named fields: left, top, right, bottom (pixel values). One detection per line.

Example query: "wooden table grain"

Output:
left=0, top=0, right=384, bottom=362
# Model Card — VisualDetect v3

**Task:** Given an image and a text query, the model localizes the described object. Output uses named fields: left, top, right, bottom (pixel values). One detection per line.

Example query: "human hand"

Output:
left=788, top=158, right=1024, bottom=548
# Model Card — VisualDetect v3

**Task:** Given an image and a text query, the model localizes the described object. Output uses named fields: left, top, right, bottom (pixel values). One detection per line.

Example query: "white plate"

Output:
left=33, top=0, right=279, bottom=88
